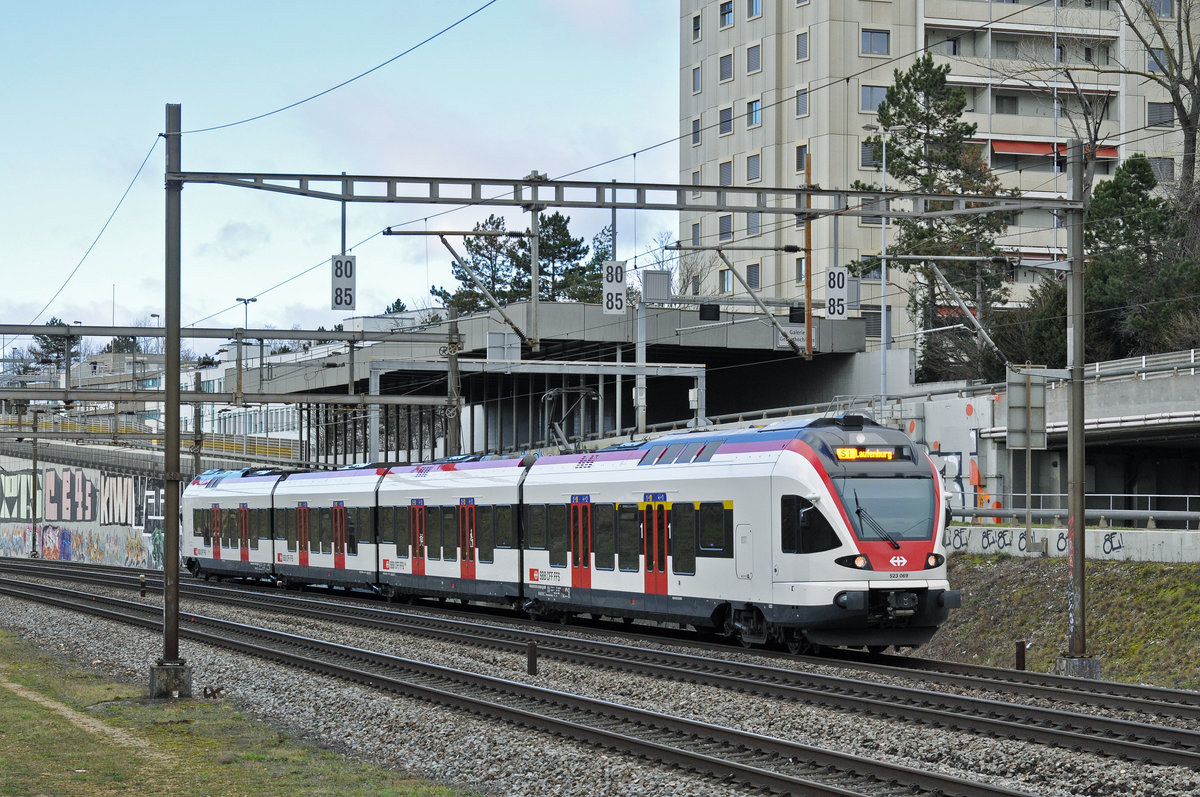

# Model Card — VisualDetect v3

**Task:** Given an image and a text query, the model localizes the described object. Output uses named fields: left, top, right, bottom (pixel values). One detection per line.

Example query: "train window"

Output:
left=348, top=507, right=367, bottom=555
left=477, top=505, right=494, bottom=563
left=378, top=507, right=395, bottom=546
left=223, top=509, right=238, bottom=549
left=617, top=504, right=641, bottom=572
left=593, top=504, right=616, bottom=570
left=671, top=503, right=697, bottom=574
left=249, top=509, right=263, bottom=550
left=442, top=506, right=458, bottom=561
left=836, top=476, right=935, bottom=542
left=780, top=495, right=840, bottom=553
left=548, top=504, right=568, bottom=567
left=638, top=444, right=668, bottom=465
left=698, top=502, right=731, bottom=554
left=396, top=507, right=411, bottom=555
left=526, top=505, right=547, bottom=550
left=318, top=508, right=333, bottom=554
left=426, top=506, right=442, bottom=560
left=284, top=508, right=298, bottom=551
left=693, top=440, right=724, bottom=463
left=194, top=509, right=209, bottom=546
left=495, top=505, right=514, bottom=548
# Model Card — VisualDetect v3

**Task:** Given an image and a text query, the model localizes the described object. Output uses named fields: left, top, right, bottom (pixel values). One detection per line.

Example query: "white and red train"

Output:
left=182, top=414, right=960, bottom=653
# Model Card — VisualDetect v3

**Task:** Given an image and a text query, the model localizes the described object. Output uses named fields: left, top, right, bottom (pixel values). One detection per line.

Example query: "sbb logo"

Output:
left=890, top=555, right=908, bottom=567
left=529, top=568, right=539, bottom=582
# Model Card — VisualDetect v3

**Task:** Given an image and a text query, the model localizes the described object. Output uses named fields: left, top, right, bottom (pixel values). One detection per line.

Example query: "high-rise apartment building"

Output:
left=679, top=0, right=1182, bottom=345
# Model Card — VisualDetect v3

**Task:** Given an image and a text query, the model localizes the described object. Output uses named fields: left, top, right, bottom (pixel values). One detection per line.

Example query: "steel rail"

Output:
left=0, top=578, right=1027, bottom=797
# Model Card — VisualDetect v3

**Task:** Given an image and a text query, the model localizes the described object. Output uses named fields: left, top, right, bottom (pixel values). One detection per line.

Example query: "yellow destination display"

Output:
left=835, top=447, right=895, bottom=461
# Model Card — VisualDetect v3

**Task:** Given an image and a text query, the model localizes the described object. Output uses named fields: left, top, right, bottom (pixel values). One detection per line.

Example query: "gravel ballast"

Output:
left=3, top=584, right=1200, bottom=796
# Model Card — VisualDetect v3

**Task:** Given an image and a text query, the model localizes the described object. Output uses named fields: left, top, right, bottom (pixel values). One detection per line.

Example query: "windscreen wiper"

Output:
left=854, top=489, right=901, bottom=550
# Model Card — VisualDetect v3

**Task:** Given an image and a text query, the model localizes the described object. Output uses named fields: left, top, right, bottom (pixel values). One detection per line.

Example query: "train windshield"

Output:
left=834, top=476, right=935, bottom=543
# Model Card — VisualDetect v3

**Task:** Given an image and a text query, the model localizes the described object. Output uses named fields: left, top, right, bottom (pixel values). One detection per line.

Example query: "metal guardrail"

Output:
left=953, top=505, right=1200, bottom=530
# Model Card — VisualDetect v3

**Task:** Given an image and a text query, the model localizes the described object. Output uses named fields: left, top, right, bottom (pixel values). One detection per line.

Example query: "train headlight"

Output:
left=835, top=554, right=873, bottom=570
left=924, top=553, right=945, bottom=569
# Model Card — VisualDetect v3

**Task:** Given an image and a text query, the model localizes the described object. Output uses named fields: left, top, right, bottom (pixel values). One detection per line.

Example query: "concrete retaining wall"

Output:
left=946, top=524, right=1200, bottom=563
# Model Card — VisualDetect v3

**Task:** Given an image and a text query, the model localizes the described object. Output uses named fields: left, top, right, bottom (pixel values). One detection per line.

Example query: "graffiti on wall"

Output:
left=0, top=460, right=167, bottom=568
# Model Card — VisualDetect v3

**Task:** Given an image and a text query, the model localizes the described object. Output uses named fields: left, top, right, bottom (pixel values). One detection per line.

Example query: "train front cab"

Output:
left=768, top=420, right=961, bottom=652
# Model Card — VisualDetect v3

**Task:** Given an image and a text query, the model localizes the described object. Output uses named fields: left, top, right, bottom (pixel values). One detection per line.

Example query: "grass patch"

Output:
left=0, top=630, right=466, bottom=797
left=922, top=556, right=1200, bottom=689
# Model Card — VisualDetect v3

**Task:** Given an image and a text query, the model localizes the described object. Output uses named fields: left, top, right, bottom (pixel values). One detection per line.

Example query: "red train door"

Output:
left=642, top=496, right=669, bottom=595
left=410, top=502, right=426, bottom=576
left=459, top=499, right=476, bottom=580
left=298, top=503, right=310, bottom=567
left=332, top=502, right=347, bottom=569
left=570, top=497, right=591, bottom=589
left=210, top=506, right=221, bottom=560
left=238, top=504, right=250, bottom=562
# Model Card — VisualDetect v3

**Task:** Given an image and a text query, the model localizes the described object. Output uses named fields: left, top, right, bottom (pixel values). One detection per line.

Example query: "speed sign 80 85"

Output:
left=331, top=254, right=356, bottom=310
left=602, top=260, right=627, bottom=316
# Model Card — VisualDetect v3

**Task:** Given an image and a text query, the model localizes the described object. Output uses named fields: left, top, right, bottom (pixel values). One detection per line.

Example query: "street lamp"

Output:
left=863, top=123, right=907, bottom=403
left=235, top=297, right=256, bottom=329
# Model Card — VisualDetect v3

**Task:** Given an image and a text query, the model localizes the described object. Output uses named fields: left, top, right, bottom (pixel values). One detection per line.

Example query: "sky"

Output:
left=1, top=1, right=679, bottom=356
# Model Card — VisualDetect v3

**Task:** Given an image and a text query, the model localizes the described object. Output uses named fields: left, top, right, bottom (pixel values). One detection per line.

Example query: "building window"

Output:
left=719, top=160, right=733, bottom=186
left=719, top=106, right=733, bottom=135
left=720, top=53, right=733, bottom=81
left=1149, top=48, right=1167, bottom=72
left=747, top=153, right=761, bottom=181
left=692, top=170, right=702, bottom=195
left=860, top=141, right=881, bottom=168
left=692, top=117, right=701, bottom=145
left=864, top=307, right=882, bottom=338
left=1084, top=46, right=1093, bottom=63
left=862, top=29, right=890, bottom=55
left=861, top=85, right=887, bottom=112
left=691, top=222, right=701, bottom=246
left=692, top=13, right=701, bottom=41
left=691, top=276, right=701, bottom=295
left=746, top=262, right=761, bottom=289
left=692, top=65, right=701, bottom=93
left=796, top=88, right=809, bottom=116
left=795, top=144, right=808, bottom=172
left=747, top=212, right=761, bottom=236
left=862, top=196, right=883, bottom=226
left=720, top=1, right=733, bottom=28
left=1055, top=44, right=1064, bottom=62
left=944, top=37, right=959, bottom=56
left=747, top=43, right=761, bottom=73
left=746, top=99, right=761, bottom=127
left=994, top=94, right=1019, bottom=114
left=795, top=255, right=806, bottom=284
left=1149, top=101, right=1175, bottom=127
left=719, top=268, right=733, bottom=292
left=1153, top=0, right=1174, bottom=17
left=1149, top=157, right=1175, bottom=182
left=995, top=39, right=1018, bottom=59
left=747, top=0, right=762, bottom=18
left=719, top=214, right=733, bottom=241
left=796, top=31, right=809, bottom=60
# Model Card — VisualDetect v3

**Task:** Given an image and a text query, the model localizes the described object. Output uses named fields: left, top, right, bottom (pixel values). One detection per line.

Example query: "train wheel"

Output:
left=867, top=645, right=888, bottom=655
left=786, top=635, right=806, bottom=655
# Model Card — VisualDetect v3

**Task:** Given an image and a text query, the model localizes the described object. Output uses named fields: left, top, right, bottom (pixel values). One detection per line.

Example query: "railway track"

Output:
left=5, top=558, right=1200, bottom=773
left=0, top=577, right=1029, bottom=797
